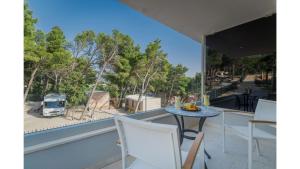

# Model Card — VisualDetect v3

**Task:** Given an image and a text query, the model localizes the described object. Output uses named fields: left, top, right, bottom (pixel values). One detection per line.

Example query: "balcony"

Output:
left=24, top=1, right=276, bottom=169
left=24, top=107, right=275, bottom=169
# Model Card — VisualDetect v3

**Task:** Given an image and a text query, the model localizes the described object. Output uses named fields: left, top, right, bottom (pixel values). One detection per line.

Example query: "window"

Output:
left=44, top=101, right=65, bottom=108
left=206, top=49, right=276, bottom=112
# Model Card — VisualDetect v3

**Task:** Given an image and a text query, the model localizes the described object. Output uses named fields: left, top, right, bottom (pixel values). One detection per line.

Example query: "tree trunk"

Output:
left=119, top=87, right=129, bottom=108
left=81, top=64, right=106, bottom=119
left=265, top=71, right=269, bottom=84
left=271, top=67, right=276, bottom=91
left=54, top=74, right=58, bottom=92
left=117, top=87, right=126, bottom=108
left=134, top=92, right=143, bottom=113
left=164, top=93, right=167, bottom=106
left=58, top=76, right=63, bottom=91
left=134, top=80, right=146, bottom=112
left=90, top=101, right=99, bottom=118
left=117, top=90, right=123, bottom=108
left=24, top=66, right=38, bottom=102
left=45, top=77, right=49, bottom=91
left=133, top=65, right=159, bottom=113
left=232, top=65, right=235, bottom=80
left=132, top=84, right=137, bottom=95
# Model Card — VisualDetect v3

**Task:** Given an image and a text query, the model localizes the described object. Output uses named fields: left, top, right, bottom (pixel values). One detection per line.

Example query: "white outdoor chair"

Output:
left=114, top=115, right=205, bottom=169
left=222, top=99, right=276, bottom=169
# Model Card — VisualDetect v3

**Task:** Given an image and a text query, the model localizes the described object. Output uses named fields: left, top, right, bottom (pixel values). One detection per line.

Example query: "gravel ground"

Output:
left=24, top=102, right=127, bottom=133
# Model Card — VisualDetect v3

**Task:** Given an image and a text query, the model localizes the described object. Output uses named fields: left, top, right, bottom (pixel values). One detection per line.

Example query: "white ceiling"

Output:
left=120, top=0, right=276, bottom=43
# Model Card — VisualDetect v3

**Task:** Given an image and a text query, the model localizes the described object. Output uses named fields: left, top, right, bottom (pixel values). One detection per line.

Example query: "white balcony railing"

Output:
left=24, top=108, right=199, bottom=169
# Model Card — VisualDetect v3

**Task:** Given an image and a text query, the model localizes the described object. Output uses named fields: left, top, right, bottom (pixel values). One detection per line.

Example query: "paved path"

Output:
left=212, top=74, right=270, bottom=110
left=222, top=74, right=268, bottom=98
left=236, top=75, right=268, bottom=97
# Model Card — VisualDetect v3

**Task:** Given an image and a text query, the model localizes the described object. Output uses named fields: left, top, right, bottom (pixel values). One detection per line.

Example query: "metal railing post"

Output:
left=201, top=36, right=206, bottom=103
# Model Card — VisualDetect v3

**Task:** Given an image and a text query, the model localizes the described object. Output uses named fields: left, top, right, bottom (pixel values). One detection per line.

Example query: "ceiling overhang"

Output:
left=206, top=14, right=276, bottom=57
left=120, top=0, right=276, bottom=43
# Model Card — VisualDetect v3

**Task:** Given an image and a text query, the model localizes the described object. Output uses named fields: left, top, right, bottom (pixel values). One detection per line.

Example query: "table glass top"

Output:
left=165, top=106, right=221, bottom=118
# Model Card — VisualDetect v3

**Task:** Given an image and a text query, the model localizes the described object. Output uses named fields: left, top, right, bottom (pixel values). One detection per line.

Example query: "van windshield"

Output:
left=44, top=101, right=65, bottom=108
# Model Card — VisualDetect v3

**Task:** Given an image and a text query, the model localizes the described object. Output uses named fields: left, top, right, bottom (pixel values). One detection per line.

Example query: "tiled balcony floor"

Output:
left=101, top=123, right=276, bottom=169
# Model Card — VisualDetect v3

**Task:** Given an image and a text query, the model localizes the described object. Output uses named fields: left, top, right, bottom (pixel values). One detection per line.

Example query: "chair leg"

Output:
left=223, top=127, right=225, bottom=153
left=122, top=156, right=126, bottom=169
left=248, top=123, right=253, bottom=169
left=255, top=139, right=261, bottom=156
left=248, top=138, right=253, bottom=169
left=199, top=142, right=206, bottom=169
left=222, top=112, right=226, bottom=153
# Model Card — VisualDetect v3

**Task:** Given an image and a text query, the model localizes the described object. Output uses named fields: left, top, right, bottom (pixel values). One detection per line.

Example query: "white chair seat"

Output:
left=115, top=115, right=205, bottom=169
left=127, top=151, right=202, bottom=169
left=228, top=125, right=276, bottom=140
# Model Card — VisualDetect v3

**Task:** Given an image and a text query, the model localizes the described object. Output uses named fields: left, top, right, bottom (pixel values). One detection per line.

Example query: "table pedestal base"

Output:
left=173, top=115, right=210, bottom=168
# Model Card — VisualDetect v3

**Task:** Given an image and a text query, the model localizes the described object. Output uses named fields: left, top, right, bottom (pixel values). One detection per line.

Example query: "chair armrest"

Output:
left=249, top=120, right=276, bottom=125
left=182, top=132, right=204, bottom=169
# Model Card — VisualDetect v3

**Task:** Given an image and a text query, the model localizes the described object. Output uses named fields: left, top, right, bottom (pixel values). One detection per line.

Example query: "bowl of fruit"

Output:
left=181, top=103, right=201, bottom=112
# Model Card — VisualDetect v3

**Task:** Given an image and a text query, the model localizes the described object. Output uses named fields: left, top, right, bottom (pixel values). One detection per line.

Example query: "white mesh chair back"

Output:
left=114, top=115, right=182, bottom=169
left=254, top=99, right=276, bottom=122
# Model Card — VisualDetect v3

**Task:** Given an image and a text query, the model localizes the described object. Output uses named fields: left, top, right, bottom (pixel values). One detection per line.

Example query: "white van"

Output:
left=42, top=93, right=66, bottom=117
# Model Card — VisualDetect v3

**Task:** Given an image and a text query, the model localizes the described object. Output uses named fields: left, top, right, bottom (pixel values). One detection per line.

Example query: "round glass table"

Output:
left=165, top=106, right=221, bottom=160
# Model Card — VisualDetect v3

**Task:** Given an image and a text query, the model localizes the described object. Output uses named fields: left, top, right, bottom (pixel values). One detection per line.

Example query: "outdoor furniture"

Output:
left=114, top=115, right=205, bottom=169
left=222, top=99, right=276, bottom=169
left=165, top=106, right=220, bottom=161
left=242, top=93, right=250, bottom=111
left=249, top=96, right=258, bottom=112
left=235, top=94, right=258, bottom=112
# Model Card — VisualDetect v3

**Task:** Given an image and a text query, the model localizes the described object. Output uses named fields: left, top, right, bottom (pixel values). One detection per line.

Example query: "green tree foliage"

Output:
left=165, top=64, right=189, bottom=103
left=26, top=4, right=211, bottom=114
left=24, top=5, right=96, bottom=105
left=104, top=31, right=141, bottom=107
left=258, top=53, right=276, bottom=88
left=46, top=26, right=68, bottom=53
left=188, top=72, right=202, bottom=97
left=133, top=40, right=169, bottom=112
left=59, top=58, right=94, bottom=106
left=205, top=46, right=276, bottom=93
left=59, top=72, right=87, bottom=106
left=206, top=49, right=222, bottom=68
left=24, top=4, right=50, bottom=101
left=45, top=26, right=73, bottom=92
left=82, top=30, right=122, bottom=118
left=24, top=3, right=37, bottom=57
left=70, top=30, right=96, bottom=58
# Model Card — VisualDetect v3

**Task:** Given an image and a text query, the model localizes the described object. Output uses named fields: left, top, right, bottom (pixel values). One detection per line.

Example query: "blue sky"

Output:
left=28, top=0, right=202, bottom=77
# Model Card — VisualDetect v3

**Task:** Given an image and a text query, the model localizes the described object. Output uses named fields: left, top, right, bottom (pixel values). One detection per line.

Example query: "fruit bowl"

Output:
left=180, top=104, right=201, bottom=112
